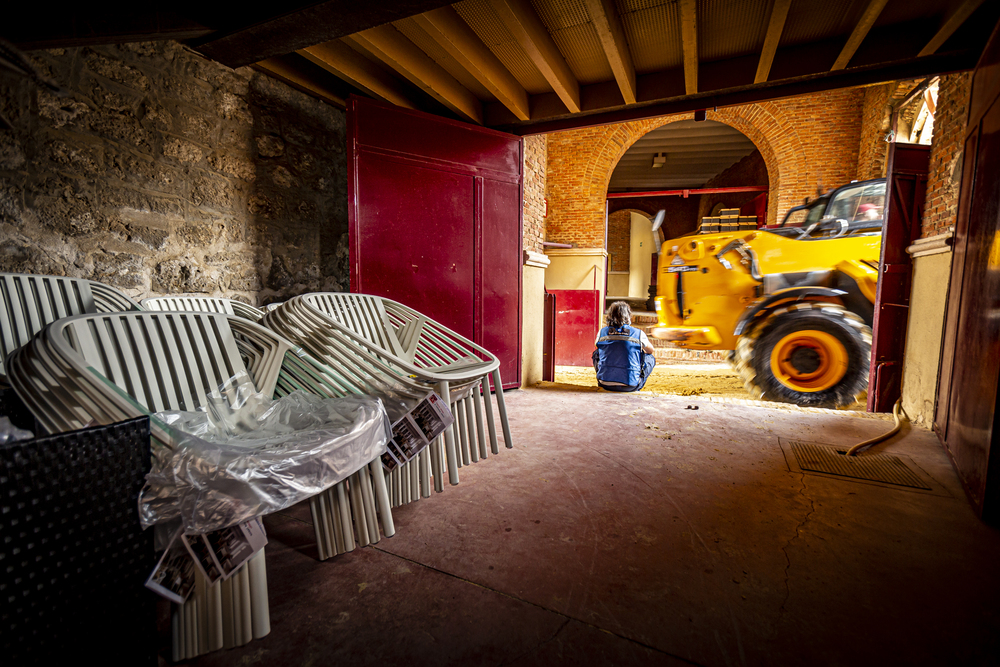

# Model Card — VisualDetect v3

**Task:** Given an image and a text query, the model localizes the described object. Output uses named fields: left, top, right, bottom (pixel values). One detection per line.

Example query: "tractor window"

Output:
left=825, top=182, right=886, bottom=224
left=782, top=200, right=827, bottom=228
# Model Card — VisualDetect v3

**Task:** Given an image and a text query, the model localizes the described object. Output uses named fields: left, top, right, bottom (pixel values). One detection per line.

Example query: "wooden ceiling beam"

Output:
left=347, top=25, right=483, bottom=124
left=584, top=0, right=637, bottom=104
left=411, top=7, right=530, bottom=121
left=254, top=58, right=347, bottom=108
left=494, top=47, right=978, bottom=134
left=487, top=0, right=581, bottom=113
left=192, top=0, right=455, bottom=68
left=679, top=0, right=699, bottom=95
left=831, top=0, right=890, bottom=71
left=300, top=41, right=418, bottom=110
left=918, top=0, right=987, bottom=57
left=755, top=0, right=792, bottom=84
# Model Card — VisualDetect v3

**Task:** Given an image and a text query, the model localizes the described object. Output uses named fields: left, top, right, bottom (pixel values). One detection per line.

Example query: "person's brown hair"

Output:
left=607, top=301, right=632, bottom=330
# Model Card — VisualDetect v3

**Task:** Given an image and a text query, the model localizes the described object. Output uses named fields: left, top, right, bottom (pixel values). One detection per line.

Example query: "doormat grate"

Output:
left=788, top=441, right=931, bottom=489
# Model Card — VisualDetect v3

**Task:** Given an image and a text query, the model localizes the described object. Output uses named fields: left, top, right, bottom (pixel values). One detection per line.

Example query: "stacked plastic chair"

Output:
left=0, top=272, right=141, bottom=384
left=263, top=292, right=513, bottom=506
left=139, top=295, right=404, bottom=561
left=5, top=310, right=395, bottom=660
left=142, top=295, right=265, bottom=322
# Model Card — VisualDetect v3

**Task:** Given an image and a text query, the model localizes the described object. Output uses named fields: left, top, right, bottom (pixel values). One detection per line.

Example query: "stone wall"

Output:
left=522, top=134, right=547, bottom=252
left=922, top=72, right=972, bottom=237
left=0, top=41, right=349, bottom=304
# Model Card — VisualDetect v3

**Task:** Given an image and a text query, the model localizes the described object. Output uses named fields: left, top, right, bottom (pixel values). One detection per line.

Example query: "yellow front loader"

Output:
left=650, top=179, right=886, bottom=408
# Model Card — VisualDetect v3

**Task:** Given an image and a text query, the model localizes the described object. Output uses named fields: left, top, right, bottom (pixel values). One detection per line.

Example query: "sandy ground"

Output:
left=551, top=360, right=748, bottom=397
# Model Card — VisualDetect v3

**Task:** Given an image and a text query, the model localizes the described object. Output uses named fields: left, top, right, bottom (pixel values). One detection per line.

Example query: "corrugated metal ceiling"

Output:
left=453, top=0, right=554, bottom=93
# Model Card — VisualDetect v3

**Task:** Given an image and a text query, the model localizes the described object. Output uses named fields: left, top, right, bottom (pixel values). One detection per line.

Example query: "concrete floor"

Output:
left=188, top=386, right=1000, bottom=666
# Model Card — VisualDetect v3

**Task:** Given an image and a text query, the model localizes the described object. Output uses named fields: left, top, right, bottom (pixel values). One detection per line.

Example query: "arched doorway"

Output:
left=605, top=119, right=770, bottom=307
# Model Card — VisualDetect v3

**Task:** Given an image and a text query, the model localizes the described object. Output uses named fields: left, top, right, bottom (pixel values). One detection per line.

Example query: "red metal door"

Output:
left=348, top=97, right=522, bottom=388
left=866, top=143, right=929, bottom=412
left=549, top=289, right=601, bottom=367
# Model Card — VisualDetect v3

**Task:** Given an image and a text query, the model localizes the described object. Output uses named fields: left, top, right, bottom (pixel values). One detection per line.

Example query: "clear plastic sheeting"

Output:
left=0, top=416, right=33, bottom=444
left=142, top=371, right=391, bottom=534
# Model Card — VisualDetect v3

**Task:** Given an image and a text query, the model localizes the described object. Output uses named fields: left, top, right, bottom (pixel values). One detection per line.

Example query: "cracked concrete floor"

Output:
left=188, top=387, right=1000, bottom=667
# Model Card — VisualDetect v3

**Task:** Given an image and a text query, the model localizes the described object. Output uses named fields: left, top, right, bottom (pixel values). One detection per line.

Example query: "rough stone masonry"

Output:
left=0, top=41, right=350, bottom=305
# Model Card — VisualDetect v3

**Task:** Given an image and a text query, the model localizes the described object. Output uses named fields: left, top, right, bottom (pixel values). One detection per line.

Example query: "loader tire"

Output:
left=733, top=302, right=871, bottom=409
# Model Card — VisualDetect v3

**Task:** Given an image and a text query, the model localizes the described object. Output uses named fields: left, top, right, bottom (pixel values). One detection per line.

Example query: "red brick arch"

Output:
left=544, top=90, right=864, bottom=248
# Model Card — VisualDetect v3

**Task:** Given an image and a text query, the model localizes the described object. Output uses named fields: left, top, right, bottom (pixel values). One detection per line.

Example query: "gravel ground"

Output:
left=551, top=360, right=747, bottom=397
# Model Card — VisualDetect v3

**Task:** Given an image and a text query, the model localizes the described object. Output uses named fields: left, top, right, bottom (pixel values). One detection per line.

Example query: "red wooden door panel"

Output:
left=866, top=143, right=929, bottom=412
left=937, top=22, right=1000, bottom=520
left=348, top=97, right=523, bottom=388
left=354, top=152, right=475, bottom=335
left=480, top=178, right=522, bottom=387
left=549, top=289, right=601, bottom=367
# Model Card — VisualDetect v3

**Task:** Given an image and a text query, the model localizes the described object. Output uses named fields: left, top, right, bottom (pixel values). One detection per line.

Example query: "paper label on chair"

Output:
left=144, top=519, right=268, bottom=602
left=382, top=392, right=454, bottom=471
left=145, top=530, right=197, bottom=604
left=201, top=518, right=268, bottom=580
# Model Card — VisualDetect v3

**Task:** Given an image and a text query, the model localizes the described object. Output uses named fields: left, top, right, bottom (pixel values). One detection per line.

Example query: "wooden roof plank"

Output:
left=299, top=41, right=418, bottom=110
left=487, top=0, right=581, bottom=113
left=584, top=0, right=637, bottom=105
left=348, top=24, right=484, bottom=124
left=413, top=7, right=530, bottom=120
left=918, top=0, right=987, bottom=57
left=755, top=0, right=793, bottom=84
left=831, top=0, right=890, bottom=71
left=679, top=0, right=698, bottom=95
left=254, top=58, right=347, bottom=108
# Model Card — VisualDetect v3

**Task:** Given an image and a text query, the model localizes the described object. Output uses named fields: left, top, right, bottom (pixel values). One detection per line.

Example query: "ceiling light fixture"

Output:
left=651, top=152, right=666, bottom=168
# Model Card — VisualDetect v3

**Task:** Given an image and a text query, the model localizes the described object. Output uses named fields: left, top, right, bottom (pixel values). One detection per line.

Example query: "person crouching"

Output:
left=592, top=301, right=656, bottom=392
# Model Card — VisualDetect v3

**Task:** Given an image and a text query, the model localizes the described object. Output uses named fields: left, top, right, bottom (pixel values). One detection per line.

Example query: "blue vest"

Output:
left=596, top=325, right=643, bottom=386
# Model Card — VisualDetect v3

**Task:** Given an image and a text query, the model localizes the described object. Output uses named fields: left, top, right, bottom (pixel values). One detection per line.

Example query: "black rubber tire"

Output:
left=733, top=302, right=871, bottom=409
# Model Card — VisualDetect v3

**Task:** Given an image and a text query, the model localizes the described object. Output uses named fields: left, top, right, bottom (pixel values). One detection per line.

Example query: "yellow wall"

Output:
left=607, top=272, right=629, bottom=298
left=521, top=261, right=547, bottom=386
left=901, top=249, right=953, bottom=425
left=544, top=249, right=608, bottom=306
left=629, top=212, right=654, bottom=298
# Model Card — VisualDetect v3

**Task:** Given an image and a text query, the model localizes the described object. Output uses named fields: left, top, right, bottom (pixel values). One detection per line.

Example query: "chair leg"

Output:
left=438, top=380, right=459, bottom=485
left=465, top=396, right=479, bottom=463
left=457, top=397, right=471, bottom=466
left=481, top=375, right=500, bottom=455
left=369, top=459, right=395, bottom=537
left=492, top=368, right=513, bottom=449
left=419, top=448, right=432, bottom=498
left=472, top=383, right=489, bottom=460
left=429, top=432, right=444, bottom=493
left=358, top=465, right=380, bottom=543
left=248, top=549, right=270, bottom=639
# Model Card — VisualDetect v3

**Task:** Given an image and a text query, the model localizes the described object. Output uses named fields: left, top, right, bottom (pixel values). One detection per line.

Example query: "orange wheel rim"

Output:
left=769, top=329, right=848, bottom=392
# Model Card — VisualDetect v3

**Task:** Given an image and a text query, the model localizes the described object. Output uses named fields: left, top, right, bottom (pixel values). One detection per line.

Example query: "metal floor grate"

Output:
left=789, top=441, right=931, bottom=490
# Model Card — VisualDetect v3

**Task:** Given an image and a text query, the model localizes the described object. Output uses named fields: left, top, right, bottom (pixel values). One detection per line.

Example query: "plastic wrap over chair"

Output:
left=263, top=292, right=513, bottom=503
left=5, top=311, right=394, bottom=660
left=141, top=295, right=265, bottom=322
left=0, top=272, right=141, bottom=383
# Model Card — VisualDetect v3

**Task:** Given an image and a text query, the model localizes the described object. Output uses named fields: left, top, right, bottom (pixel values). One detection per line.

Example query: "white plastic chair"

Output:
left=142, top=295, right=265, bottom=322
left=263, top=293, right=513, bottom=502
left=6, top=311, right=394, bottom=660
left=0, top=272, right=141, bottom=383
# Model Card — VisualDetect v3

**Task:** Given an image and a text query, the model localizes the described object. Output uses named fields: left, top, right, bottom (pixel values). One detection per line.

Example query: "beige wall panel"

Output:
left=901, top=251, right=953, bottom=425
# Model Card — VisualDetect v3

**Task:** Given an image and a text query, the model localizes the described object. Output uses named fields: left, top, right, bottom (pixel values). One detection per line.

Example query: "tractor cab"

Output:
left=767, top=178, right=887, bottom=240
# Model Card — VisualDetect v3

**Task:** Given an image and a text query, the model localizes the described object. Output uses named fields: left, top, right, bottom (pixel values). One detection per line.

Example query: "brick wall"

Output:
left=922, top=72, right=972, bottom=237
left=522, top=133, right=546, bottom=252
left=696, top=150, right=768, bottom=221
left=0, top=42, right=349, bottom=303
left=545, top=87, right=865, bottom=248
left=607, top=209, right=631, bottom=271
left=857, top=83, right=892, bottom=180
